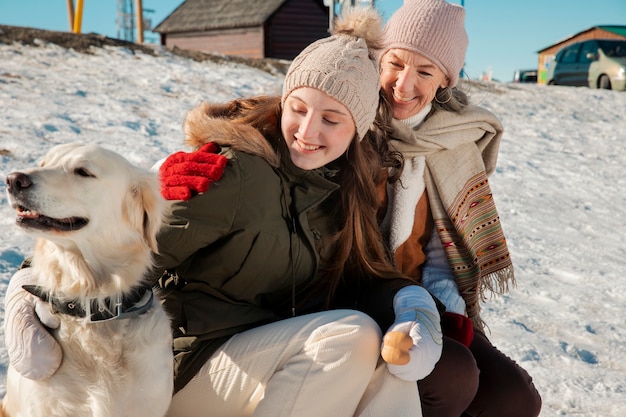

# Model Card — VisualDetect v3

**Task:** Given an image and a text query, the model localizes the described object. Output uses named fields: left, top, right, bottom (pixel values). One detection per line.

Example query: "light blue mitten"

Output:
left=383, top=285, right=443, bottom=381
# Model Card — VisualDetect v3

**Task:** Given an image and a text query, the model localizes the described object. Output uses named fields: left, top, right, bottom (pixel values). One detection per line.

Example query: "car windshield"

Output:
left=598, top=40, right=626, bottom=58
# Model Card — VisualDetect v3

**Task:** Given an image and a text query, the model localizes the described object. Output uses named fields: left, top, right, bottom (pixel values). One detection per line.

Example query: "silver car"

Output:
left=547, top=39, right=626, bottom=91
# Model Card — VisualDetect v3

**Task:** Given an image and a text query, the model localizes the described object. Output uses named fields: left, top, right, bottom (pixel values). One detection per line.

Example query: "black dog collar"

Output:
left=22, top=284, right=154, bottom=322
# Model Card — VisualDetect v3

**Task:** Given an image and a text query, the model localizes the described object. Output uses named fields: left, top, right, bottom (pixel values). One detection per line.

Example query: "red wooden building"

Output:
left=153, top=0, right=330, bottom=60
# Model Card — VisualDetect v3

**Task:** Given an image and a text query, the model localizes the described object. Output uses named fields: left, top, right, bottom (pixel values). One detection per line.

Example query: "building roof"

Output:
left=537, top=25, right=626, bottom=53
left=600, top=25, right=626, bottom=38
left=153, top=0, right=288, bottom=33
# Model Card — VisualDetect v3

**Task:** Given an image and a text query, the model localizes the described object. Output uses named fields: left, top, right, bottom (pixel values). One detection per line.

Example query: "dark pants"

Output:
left=418, top=332, right=542, bottom=417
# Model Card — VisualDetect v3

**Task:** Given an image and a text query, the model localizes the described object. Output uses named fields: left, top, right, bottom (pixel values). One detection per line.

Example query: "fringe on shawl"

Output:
left=431, top=172, right=516, bottom=331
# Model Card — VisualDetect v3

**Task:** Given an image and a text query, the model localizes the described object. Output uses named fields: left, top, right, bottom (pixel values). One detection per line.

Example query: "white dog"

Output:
left=2, top=143, right=173, bottom=417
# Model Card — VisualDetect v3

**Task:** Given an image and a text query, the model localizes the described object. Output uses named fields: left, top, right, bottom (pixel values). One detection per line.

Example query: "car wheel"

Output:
left=599, top=75, right=611, bottom=90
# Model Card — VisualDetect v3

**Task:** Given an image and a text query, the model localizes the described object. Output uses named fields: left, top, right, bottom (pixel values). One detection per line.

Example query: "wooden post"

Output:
left=67, top=0, right=75, bottom=32
left=73, top=0, right=84, bottom=34
left=136, top=0, right=144, bottom=44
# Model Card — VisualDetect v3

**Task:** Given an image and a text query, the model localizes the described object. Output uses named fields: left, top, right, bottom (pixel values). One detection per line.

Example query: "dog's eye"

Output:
left=74, top=167, right=95, bottom=178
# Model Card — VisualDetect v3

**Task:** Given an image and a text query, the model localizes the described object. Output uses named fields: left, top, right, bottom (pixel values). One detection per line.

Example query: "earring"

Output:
left=434, top=88, right=452, bottom=104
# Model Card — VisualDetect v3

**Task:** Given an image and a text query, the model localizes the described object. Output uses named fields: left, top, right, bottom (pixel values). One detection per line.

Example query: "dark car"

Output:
left=513, top=69, right=538, bottom=83
left=546, top=39, right=626, bottom=90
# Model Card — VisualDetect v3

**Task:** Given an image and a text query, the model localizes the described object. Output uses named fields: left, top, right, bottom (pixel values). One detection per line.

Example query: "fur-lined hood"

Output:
left=182, top=96, right=282, bottom=167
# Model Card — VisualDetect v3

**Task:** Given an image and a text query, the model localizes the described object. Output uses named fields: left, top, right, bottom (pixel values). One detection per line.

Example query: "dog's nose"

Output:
left=6, top=172, right=33, bottom=192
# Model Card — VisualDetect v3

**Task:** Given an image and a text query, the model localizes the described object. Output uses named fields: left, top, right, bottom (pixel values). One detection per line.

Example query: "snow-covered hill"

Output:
left=1, top=30, right=625, bottom=416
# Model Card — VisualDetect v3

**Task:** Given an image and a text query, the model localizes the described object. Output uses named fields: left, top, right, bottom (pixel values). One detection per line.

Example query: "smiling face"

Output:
left=380, top=48, right=449, bottom=120
left=281, top=87, right=357, bottom=170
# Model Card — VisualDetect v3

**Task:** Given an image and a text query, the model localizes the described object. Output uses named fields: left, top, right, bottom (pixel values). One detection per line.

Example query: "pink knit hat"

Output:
left=380, top=0, right=468, bottom=87
left=282, top=8, right=382, bottom=140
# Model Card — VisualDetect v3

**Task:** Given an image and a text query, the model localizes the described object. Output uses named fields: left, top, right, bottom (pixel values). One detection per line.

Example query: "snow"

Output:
left=1, top=39, right=625, bottom=416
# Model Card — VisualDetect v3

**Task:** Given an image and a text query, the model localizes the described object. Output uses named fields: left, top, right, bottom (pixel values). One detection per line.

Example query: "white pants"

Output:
left=166, top=310, right=421, bottom=417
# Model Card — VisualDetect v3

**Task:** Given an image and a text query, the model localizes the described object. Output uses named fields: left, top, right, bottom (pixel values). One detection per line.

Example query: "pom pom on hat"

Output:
left=380, top=0, right=468, bottom=87
left=282, top=8, right=382, bottom=140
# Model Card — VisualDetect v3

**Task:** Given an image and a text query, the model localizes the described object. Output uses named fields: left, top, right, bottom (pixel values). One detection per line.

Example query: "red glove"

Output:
left=159, top=143, right=227, bottom=201
left=441, top=312, right=474, bottom=347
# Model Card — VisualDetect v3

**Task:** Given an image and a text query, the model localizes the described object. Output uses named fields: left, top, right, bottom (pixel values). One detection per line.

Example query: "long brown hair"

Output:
left=317, top=93, right=408, bottom=304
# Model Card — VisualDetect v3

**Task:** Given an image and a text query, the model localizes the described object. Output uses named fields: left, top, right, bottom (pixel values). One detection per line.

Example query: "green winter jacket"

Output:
left=151, top=140, right=343, bottom=391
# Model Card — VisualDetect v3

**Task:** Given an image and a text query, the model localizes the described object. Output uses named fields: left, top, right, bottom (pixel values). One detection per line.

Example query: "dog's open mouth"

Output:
left=15, top=205, right=89, bottom=231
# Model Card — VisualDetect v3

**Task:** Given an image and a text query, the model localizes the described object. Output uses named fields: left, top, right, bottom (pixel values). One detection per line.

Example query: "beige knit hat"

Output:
left=282, top=8, right=382, bottom=140
left=380, top=0, right=468, bottom=87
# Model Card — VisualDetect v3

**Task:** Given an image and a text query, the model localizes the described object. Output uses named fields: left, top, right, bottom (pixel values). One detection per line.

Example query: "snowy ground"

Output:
left=1, top=37, right=625, bottom=416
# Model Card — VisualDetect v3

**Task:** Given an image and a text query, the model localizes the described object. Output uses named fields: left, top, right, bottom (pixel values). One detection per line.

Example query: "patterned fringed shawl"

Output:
left=388, top=105, right=515, bottom=331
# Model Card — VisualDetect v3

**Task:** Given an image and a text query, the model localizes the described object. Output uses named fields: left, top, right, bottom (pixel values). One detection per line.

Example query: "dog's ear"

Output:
left=124, top=171, right=165, bottom=253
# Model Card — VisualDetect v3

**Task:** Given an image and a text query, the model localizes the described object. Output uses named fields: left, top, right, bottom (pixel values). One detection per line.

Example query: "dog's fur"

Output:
left=2, top=143, right=173, bottom=417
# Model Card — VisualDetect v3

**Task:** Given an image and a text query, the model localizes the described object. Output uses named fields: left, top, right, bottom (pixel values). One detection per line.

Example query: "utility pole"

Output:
left=460, top=0, right=465, bottom=78
left=136, top=0, right=144, bottom=43
left=66, top=0, right=75, bottom=31
left=73, top=0, right=84, bottom=33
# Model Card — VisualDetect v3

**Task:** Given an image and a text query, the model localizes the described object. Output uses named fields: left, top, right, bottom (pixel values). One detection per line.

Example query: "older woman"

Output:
left=377, top=1, right=542, bottom=416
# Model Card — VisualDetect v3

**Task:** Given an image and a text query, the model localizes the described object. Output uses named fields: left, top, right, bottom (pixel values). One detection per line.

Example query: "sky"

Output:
left=1, top=0, right=626, bottom=82
left=1, top=33, right=626, bottom=416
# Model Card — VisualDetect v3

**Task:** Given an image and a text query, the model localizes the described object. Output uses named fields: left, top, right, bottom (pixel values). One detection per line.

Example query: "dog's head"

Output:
left=6, top=143, right=165, bottom=280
